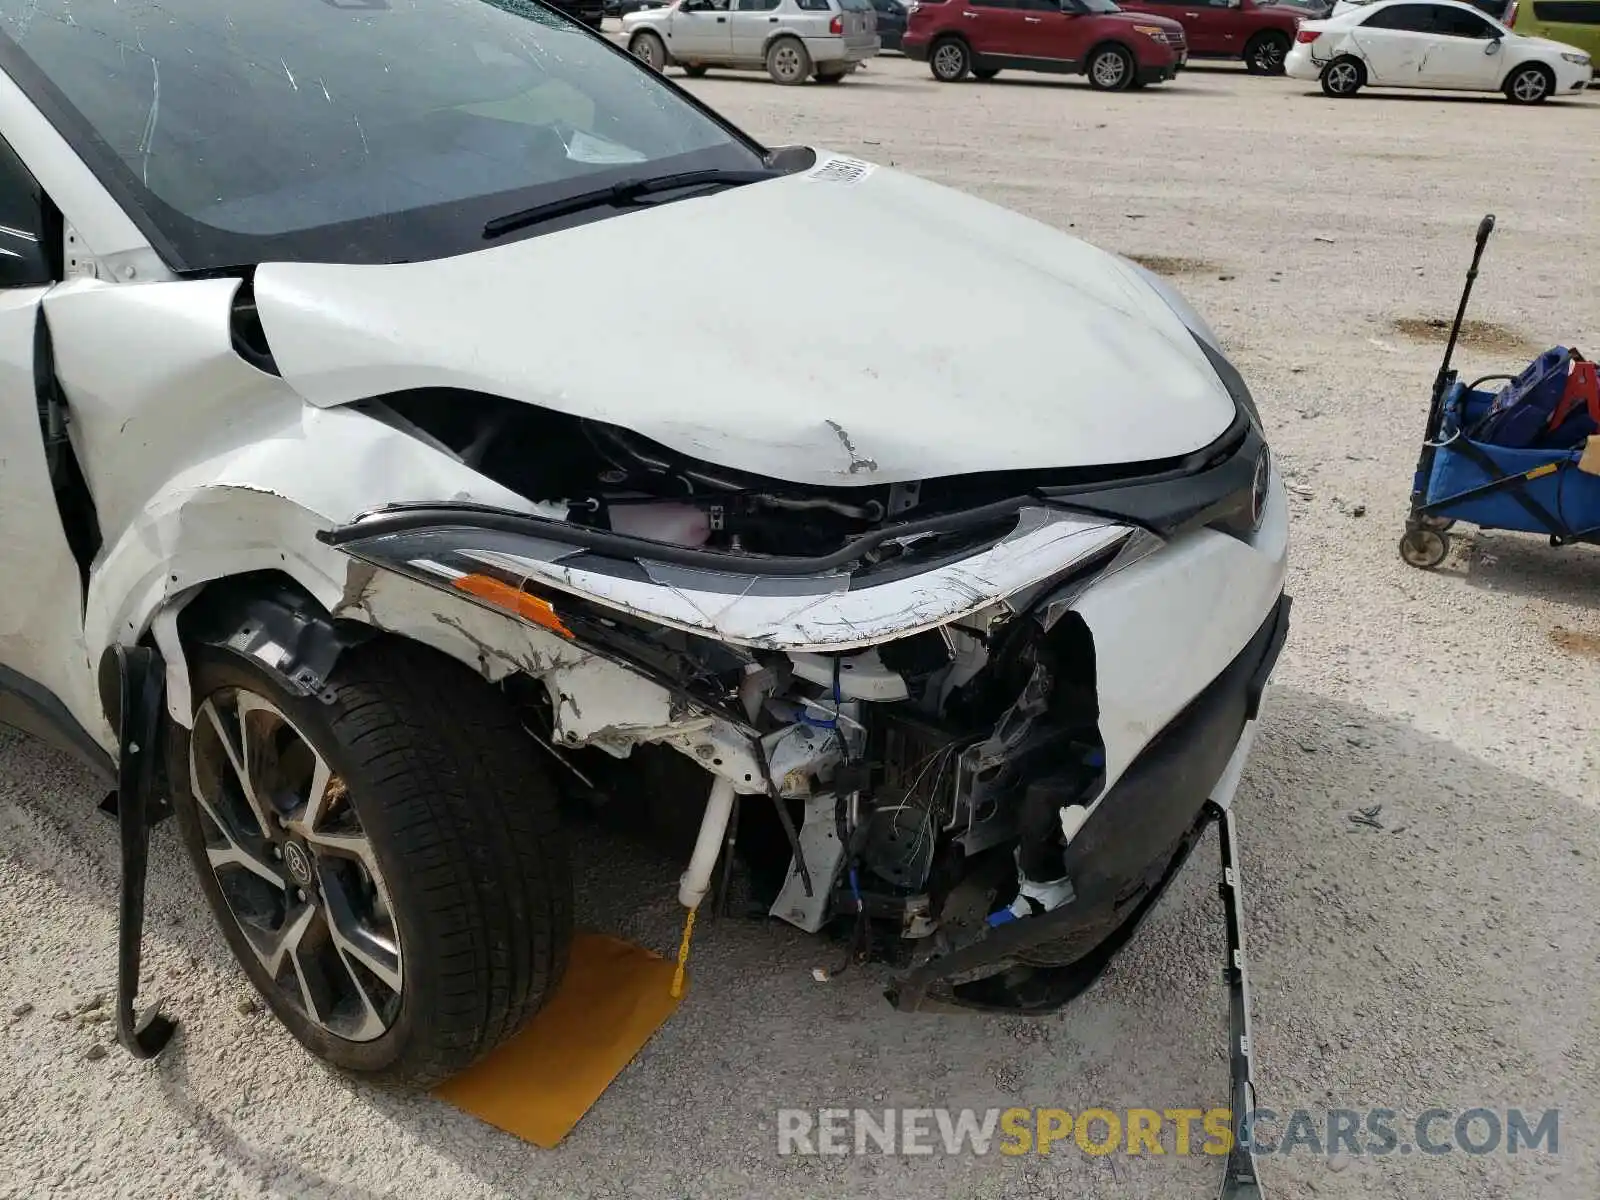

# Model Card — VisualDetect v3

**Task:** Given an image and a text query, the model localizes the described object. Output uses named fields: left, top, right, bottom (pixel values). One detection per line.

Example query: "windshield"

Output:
left=1080, top=0, right=1122, bottom=12
left=0, top=0, right=766, bottom=272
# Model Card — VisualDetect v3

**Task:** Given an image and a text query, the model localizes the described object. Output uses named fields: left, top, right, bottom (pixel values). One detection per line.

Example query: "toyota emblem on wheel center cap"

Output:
left=283, top=841, right=314, bottom=887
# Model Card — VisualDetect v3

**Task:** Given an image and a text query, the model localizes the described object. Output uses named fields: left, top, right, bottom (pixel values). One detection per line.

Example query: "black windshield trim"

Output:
left=0, top=1, right=772, bottom=275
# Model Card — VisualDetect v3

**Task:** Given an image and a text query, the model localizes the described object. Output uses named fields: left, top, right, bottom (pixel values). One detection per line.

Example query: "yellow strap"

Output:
left=669, top=906, right=698, bottom=999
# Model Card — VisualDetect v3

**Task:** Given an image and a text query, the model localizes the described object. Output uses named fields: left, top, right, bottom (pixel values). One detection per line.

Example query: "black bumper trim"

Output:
left=888, top=590, right=1291, bottom=1012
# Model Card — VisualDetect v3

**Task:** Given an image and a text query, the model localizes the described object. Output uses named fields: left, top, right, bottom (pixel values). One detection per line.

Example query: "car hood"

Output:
left=1520, top=34, right=1586, bottom=53
left=1102, top=11, right=1185, bottom=30
left=253, top=153, right=1236, bottom=489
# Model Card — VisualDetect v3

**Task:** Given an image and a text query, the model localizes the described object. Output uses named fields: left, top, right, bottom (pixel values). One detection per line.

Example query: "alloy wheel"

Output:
left=1092, top=50, right=1128, bottom=88
left=631, top=35, right=662, bottom=68
left=189, top=688, right=403, bottom=1043
left=933, top=42, right=966, bottom=79
left=1511, top=67, right=1548, bottom=102
left=1253, top=38, right=1285, bottom=72
left=772, top=43, right=803, bottom=81
left=1326, top=61, right=1359, bottom=93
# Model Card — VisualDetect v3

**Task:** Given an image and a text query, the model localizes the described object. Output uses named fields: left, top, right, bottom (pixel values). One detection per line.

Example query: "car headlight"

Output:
left=1131, top=23, right=1168, bottom=36
left=1561, top=51, right=1590, bottom=64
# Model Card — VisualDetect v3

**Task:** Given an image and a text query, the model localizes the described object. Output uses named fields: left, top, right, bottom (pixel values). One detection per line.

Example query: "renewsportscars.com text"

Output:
left=776, top=1107, right=1560, bottom=1158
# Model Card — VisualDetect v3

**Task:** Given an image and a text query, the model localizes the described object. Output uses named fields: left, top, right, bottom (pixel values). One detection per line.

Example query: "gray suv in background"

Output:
left=624, top=0, right=880, bottom=82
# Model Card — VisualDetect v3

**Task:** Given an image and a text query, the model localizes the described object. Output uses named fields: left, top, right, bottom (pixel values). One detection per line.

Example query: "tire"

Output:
left=629, top=30, right=667, bottom=71
left=169, top=635, right=573, bottom=1088
left=682, top=64, right=709, bottom=77
left=814, top=68, right=849, bottom=82
left=1504, top=62, right=1553, bottom=103
left=1320, top=55, right=1364, bottom=97
left=929, top=35, right=971, bottom=81
left=1398, top=528, right=1450, bottom=569
left=766, top=35, right=812, bottom=84
left=1087, top=43, right=1135, bottom=91
left=1245, top=30, right=1289, bottom=75
left=973, top=67, right=1000, bottom=80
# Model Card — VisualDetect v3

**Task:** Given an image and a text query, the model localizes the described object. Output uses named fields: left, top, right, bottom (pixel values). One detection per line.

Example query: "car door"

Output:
left=0, top=133, right=104, bottom=762
left=729, top=0, right=783, bottom=59
left=1169, top=0, right=1233, bottom=54
left=1418, top=2, right=1509, bottom=85
left=1035, top=0, right=1095, bottom=64
left=964, top=0, right=1038, bottom=55
left=1209, top=0, right=1261, bottom=56
left=1350, top=2, right=1438, bottom=80
left=668, top=0, right=734, bottom=58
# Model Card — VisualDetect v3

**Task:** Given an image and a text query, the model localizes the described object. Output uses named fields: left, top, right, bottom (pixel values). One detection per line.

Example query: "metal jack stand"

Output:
left=1210, top=801, right=1264, bottom=1200
left=99, top=644, right=178, bottom=1059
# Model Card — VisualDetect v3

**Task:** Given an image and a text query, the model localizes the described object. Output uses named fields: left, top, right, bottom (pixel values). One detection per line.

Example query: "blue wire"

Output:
left=797, top=660, right=846, bottom=729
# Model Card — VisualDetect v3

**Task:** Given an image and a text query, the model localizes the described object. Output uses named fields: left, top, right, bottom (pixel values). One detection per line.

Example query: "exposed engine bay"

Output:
left=343, top=389, right=1146, bottom=946
left=326, top=382, right=1274, bottom=972
left=358, top=387, right=1241, bottom=565
left=509, top=590, right=1106, bottom=944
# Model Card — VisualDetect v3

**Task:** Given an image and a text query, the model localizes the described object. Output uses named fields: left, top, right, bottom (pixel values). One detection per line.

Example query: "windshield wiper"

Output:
left=482, top=169, right=777, bottom=238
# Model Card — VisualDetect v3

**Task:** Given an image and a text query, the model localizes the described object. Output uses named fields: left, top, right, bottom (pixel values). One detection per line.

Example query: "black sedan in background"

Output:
left=871, top=0, right=907, bottom=49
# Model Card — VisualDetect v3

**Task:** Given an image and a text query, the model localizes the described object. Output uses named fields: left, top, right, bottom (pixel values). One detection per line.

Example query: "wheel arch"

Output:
left=762, top=29, right=813, bottom=67
left=1324, top=52, right=1367, bottom=81
left=138, top=551, right=560, bottom=736
left=1245, top=26, right=1290, bottom=46
left=1501, top=57, right=1554, bottom=91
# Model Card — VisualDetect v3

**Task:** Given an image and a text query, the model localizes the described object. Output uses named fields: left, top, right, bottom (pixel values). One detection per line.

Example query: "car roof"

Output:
left=1344, top=0, right=1509, bottom=17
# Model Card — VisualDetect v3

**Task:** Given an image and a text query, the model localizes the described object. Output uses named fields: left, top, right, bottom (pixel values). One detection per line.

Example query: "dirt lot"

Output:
left=3, top=51, right=1599, bottom=1200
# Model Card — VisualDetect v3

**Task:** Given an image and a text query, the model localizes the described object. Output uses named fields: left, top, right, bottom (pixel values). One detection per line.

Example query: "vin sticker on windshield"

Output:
left=807, top=156, right=875, bottom=185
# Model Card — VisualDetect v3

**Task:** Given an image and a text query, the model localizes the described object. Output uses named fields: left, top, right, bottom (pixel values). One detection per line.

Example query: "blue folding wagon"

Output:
left=1400, top=215, right=1600, bottom=569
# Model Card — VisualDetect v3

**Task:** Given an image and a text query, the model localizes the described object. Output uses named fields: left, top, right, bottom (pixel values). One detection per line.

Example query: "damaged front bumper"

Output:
left=887, top=591, right=1289, bottom=1012
left=315, top=407, right=1288, bottom=1012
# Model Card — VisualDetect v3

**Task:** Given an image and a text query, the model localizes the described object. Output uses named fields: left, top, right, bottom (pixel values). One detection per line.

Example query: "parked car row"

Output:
left=620, top=0, right=1592, bottom=93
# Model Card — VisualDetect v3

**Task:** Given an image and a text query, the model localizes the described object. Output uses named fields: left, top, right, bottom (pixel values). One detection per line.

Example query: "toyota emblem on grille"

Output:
left=1250, top=447, right=1272, bottom=530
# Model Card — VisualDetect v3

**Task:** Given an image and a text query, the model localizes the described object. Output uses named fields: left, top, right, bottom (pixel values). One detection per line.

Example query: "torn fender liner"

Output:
left=887, top=592, right=1290, bottom=1013
left=433, top=933, right=682, bottom=1147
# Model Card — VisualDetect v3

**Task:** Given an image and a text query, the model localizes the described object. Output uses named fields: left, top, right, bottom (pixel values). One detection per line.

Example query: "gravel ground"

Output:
left=4, top=51, right=1600, bottom=1200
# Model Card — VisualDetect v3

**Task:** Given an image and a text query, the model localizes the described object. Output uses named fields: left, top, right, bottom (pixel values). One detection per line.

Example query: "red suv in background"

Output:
left=1115, top=0, right=1301, bottom=72
left=904, top=0, right=1188, bottom=88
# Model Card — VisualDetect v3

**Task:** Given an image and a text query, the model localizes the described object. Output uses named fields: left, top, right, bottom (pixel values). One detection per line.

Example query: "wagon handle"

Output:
left=1433, top=213, right=1496, bottom=406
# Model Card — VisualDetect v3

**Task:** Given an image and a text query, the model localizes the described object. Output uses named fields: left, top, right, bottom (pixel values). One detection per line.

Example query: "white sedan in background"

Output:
left=1286, top=0, right=1591, bottom=100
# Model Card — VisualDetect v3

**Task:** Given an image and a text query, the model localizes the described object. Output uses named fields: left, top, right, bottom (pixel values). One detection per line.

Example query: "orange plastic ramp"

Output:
left=433, top=932, right=683, bottom=1148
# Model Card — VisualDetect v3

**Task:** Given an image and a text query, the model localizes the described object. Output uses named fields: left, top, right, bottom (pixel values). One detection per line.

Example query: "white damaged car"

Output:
left=0, top=0, right=1287, bottom=1114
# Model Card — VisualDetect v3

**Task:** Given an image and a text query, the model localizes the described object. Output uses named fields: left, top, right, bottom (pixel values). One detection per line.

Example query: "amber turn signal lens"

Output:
left=453, top=573, right=573, bottom=638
